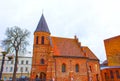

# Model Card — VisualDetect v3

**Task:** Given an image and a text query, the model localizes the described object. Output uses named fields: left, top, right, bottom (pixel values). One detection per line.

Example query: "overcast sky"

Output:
left=0, top=0, right=120, bottom=62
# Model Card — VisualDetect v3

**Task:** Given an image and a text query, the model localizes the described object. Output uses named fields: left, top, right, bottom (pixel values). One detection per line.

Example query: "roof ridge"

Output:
left=104, top=35, right=120, bottom=41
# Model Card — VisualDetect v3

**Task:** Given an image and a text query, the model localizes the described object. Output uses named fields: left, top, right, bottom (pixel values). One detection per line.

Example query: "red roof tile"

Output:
left=81, top=46, right=98, bottom=60
left=51, top=36, right=84, bottom=57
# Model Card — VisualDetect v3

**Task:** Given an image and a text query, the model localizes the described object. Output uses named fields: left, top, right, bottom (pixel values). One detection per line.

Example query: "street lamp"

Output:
left=0, top=48, right=13, bottom=80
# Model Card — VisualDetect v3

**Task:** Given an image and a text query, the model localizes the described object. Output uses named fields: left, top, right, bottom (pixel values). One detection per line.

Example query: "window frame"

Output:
left=116, top=70, right=120, bottom=78
left=41, top=36, right=44, bottom=44
left=36, top=36, right=39, bottom=44
left=21, top=60, right=24, bottom=64
left=110, top=70, right=114, bottom=79
left=10, top=67, right=13, bottom=72
left=62, top=63, right=66, bottom=72
left=75, top=64, right=79, bottom=72
left=40, top=58, right=45, bottom=64
left=26, top=60, right=29, bottom=64
left=25, top=67, right=28, bottom=72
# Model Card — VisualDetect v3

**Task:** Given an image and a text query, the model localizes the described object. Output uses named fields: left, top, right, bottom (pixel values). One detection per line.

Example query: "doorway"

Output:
left=40, top=72, right=46, bottom=81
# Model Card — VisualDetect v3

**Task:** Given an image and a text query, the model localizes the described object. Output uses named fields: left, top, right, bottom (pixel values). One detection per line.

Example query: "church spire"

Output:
left=35, top=14, right=50, bottom=34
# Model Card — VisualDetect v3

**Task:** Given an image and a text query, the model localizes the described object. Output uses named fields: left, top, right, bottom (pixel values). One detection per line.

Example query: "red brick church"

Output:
left=31, top=14, right=101, bottom=81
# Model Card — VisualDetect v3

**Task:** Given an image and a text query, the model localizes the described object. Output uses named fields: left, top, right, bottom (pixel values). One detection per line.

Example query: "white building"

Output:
left=1, top=55, right=32, bottom=80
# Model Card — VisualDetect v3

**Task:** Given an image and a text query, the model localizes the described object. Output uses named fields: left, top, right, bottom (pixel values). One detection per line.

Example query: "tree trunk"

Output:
left=0, top=55, right=5, bottom=80
left=12, top=50, right=18, bottom=81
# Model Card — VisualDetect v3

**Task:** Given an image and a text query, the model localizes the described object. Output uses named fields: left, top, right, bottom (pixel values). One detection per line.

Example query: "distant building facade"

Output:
left=101, top=66, right=120, bottom=81
left=0, top=56, right=32, bottom=80
left=104, top=35, right=120, bottom=66
left=30, top=14, right=101, bottom=81
left=101, top=35, right=120, bottom=81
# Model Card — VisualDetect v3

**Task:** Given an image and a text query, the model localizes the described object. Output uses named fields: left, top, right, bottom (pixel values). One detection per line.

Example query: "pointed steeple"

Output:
left=35, top=14, right=50, bottom=34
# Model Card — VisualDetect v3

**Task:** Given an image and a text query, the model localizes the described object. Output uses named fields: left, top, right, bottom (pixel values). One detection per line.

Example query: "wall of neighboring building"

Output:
left=1, top=56, right=32, bottom=80
left=101, top=35, right=120, bottom=81
left=104, top=35, right=120, bottom=66
left=101, top=67, right=120, bottom=81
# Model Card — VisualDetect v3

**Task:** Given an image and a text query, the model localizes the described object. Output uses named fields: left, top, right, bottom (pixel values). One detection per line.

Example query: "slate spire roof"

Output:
left=35, top=14, right=50, bottom=34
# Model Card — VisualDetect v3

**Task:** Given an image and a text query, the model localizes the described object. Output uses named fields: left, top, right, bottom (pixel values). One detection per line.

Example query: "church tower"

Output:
left=31, top=14, right=53, bottom=80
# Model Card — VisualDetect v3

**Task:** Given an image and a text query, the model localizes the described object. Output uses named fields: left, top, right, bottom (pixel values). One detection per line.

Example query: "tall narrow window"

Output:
left=26, top=60, right=29, bottom=64
left=105, top=73, right=109, bottom=80
left=20, top=67, right=23, bottom=72
left=36, top=36, right=39, bottom=44
left=110, top=70, right=114, bottom=79
left=89, top=66, right=92, bottom=72
left=75, top=64, right=79, bottom=72
left=21, top=60, right=24, bottom=64
left=6, top=67, right=8, bottom=72
left=116, top=70, right=120, bottom=78
left=25, top=67, right=28, bottom=72
left=96, top=74, right=99, bottom=81
left=10, top=67, right=13, bottom=72
left=41, top=36, right=44, bottom=44
left=11, top=60, right=14, bottom=64
left=40, top=59, right=45, bottom=64
left=62, top=64, right=66, bottom=72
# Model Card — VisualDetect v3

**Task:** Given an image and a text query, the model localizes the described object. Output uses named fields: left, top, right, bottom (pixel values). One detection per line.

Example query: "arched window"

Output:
left=40, top=59, right=44, bottom=64
left=96, top=74, right=99, bottom=81
left=36, top=36, right=39, bottom=44
left=89, top=66, right=92, bottom=72
left=41, top=36, right=44, bottom=44
left=116, top=70, right=120, bottom=78
left=110, top=70, right=114, bottom=78
left=62, top=64, right=66, bottom=72
left=75, top=64, right=79, bottom=72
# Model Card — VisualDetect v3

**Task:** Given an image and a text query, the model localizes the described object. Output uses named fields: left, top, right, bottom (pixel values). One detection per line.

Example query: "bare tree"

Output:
left=2, top=26, right=30, bottom=81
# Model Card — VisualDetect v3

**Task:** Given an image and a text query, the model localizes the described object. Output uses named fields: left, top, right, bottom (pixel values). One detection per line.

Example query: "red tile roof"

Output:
left=81, top=46, right=98, bottom=60
left=51, top=36, right=85, bottom=58
left=51, top=36, right=98, bottom=60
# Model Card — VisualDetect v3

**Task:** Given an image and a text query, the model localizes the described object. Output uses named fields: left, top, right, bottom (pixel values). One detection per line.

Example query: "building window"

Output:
left=11, top=60, right=14, bottom=64
left=36, top=36, right=39, bottom=44
left=25, top=67, right=28, bottom=72
left=41, top=36, right=44, bottom=44
left=40, top=59, right=44, bottom=64
left=62, top=64, right=66, bottom=72
left=7, top=61, right=9, bottom=64
left=10, top=67, right=13, bottom=72
left=95, top=64, right=98, bottom=71
left=116, top=70, right=120, bottom=78
left=9, top=77, right=12, bottom=80
left=96, top=74, right=99, bottom=81
left=110, top=70, right=114, bottom=79
left=75, top=64, right=79, bottom=72
left=26, top=60, right=28, bottom=64
left=4, top=77, right=7, bottom=80
left=105, top=73, right=109, bottom=79
left=21, top=60, right=24, bottom=64
left=20, top=67, right=23, bottom=72
left=6, top=67, right=8, bottom=72
left=89, top=66, right=92, bottom=72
